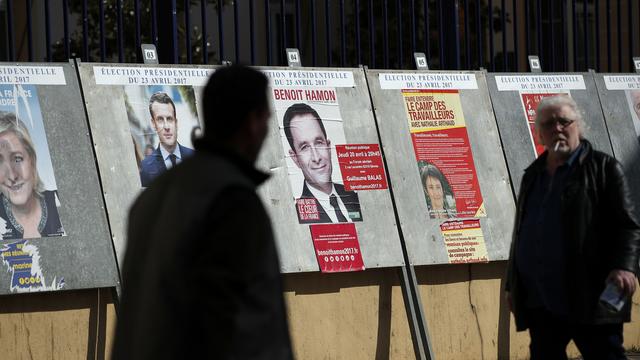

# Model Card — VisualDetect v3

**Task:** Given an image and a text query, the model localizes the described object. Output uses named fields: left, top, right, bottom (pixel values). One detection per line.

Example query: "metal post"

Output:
left=45, top=0, right=51, bottom=61
left=441, top=0, right=460, bottom=69
left=186, top=0, right=193, bottom=64
left=156, top=0, right=178, bottom=64
left=26, top=0, right=33, bottom=61
left=99, top=0, right=105, bottom=62
left=489, top=0, right=494, bottom=70
left=501, top=0, right=507, bottom=70
left=201, top=0, right=208, bottom=63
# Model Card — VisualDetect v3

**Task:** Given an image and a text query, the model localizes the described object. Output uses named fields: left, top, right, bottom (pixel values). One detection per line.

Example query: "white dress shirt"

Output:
left=160, top=145, right=182, bottom=169
left=305, top=182, right=352, bottom=223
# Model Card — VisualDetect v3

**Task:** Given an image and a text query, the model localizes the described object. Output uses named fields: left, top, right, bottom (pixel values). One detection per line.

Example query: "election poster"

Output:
left=0, top=83, right=65, bottom=241
left=1, top=240, right=64, bottom=292
left=335, top=144, right=388, bottom=191
left=123, top=85, right=200, bottom=187
left=603, top=75, right=640, bottom=141
left=494, top=75, right=587, bottom=158
left=272, top=86, right=364, bottom=224
left=93, top=66, right=212, bottom=187
left=310, top=223, right=365, bottom=273
left=519, top=92, right=570, bottom=156
left=624, top=89, right=640, bottom=140
left=402, top=89, right=485, bottom=219
left=440, top=220, right=488, bottom=264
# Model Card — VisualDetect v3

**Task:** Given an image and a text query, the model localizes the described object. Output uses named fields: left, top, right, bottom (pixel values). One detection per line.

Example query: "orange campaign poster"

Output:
left=519, top=92, right=569, bottom=156
left=402, top=89, right=485, bottom=219
left=440, top=220, right=489, bottom=264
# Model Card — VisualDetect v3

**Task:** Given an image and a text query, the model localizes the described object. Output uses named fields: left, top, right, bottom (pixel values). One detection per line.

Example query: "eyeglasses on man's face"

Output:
left=540, top=117, right=576, bottom=130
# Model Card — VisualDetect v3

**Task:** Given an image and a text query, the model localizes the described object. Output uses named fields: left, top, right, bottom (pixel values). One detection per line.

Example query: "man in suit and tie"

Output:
left=140, top=92, right=195, bottom=186
left=283, top=103, right=362, bottom=224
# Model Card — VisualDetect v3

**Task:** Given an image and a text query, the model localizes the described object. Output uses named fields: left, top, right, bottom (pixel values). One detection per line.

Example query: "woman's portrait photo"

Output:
left=420, top=162, right=457, bottom=219
left=0, top=85, right=65, bottom=240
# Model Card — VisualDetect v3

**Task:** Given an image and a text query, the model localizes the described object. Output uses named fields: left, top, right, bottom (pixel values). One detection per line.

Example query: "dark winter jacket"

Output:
left=506, top=140, right=640, bottom=331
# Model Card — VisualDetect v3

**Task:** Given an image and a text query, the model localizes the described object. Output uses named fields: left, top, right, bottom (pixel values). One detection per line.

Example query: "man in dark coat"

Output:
left=505, top=95, right=640, bottom=359
left=112, top=65, right=293, bottom=360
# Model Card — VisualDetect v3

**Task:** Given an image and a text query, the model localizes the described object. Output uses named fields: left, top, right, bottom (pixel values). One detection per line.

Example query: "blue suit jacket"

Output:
left=140, top=144, right=195, bottom=187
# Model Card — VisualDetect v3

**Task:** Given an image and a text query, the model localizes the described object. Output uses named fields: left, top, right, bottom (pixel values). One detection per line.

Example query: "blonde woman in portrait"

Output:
left=0, top=111, right=64, bottom=239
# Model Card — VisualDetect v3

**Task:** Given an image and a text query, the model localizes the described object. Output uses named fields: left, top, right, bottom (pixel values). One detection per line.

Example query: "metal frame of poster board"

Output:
left=592, top=73, right=640, bottom=213
left=77, top=62, right=211, bottom=272
left=486, top=72, right=614, bottom=196
left=0, top=61, right=118, bottom=295
left=365, top=69, right=515, bottom=266
left=257, top=66, right=404, bottom=273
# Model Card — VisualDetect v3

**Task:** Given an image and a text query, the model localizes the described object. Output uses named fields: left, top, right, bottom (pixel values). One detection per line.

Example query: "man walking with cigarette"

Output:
left=505, top=95, right=640, bottom=359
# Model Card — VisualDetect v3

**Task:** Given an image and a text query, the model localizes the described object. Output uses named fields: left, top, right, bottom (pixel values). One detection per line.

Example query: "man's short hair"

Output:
left=148, top=92, right=176, bottom=118
left=535, top=95, right=586, bottom=136
left=201, top=65, right=269, bottom=140
left=282, top=103, right=328, bottom=152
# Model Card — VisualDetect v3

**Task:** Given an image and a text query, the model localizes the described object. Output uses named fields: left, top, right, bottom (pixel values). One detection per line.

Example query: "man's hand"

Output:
left=607, top=269, right=638, bottom=296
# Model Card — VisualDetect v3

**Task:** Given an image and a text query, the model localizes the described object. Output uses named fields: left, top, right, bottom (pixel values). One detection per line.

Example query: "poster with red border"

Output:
left=335, top=144, right=388, bottom=191
left=519, top=92, right=570, bottom=157
left=402, top=89, right=485, bottom=219
left=310, top=223, right=365, bottom=273
left=440, top=219, right=488, bottom=264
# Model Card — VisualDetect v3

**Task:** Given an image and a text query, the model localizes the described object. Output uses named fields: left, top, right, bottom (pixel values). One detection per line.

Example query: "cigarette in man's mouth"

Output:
left=554, top=141, right=560, bottom=152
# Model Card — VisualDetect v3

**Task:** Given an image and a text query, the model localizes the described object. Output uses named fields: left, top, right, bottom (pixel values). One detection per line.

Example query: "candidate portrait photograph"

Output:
left=280, top=102, right=362, bottom=224
left=0, top=84, right=65, bottom=240
left=124, top=86, right=200, bottom=187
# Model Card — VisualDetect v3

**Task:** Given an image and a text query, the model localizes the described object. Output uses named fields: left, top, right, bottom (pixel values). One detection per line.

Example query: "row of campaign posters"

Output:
left=2, top=65, right=640, bottom=292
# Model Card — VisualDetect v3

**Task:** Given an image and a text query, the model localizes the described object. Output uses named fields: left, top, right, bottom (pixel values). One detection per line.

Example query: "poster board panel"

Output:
left=486, top=73, right=614, bottom=195
left=366, top=69, right=515, bottom=265
left=257, top=66, right=404, bottom=272
left=593, top=73, right=640, bottom=214
left=77, top=63, right=211, bottom=272
left=0, top=62, right=118, bottom=295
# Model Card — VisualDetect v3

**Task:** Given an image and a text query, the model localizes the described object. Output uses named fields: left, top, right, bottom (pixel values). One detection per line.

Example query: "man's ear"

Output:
left=289, top=148, right=301, bottom=168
